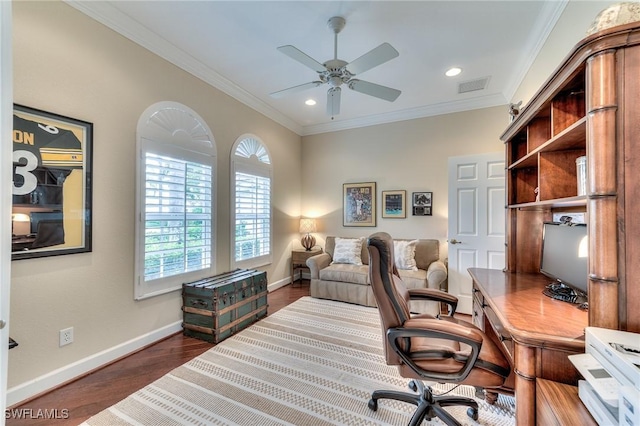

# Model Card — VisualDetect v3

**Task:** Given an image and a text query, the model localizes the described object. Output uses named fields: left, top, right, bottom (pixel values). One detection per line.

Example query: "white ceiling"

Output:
left=70, top=1, right=569, bottom=135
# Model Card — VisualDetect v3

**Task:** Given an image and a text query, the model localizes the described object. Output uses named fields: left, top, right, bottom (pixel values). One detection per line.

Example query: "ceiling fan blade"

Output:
left=277, top=45, right=326, bottom=73
left=270, top=81, right=323, bottom=99
left=346, top=42, right=399, bottom=75
left=327, top=87, right=341, bottom=116
left=348, top=79, right=401, bottom=102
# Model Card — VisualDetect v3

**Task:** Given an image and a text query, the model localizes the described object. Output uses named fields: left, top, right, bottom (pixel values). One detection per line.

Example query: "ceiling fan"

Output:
left=270, top=16, right=401, bottom=117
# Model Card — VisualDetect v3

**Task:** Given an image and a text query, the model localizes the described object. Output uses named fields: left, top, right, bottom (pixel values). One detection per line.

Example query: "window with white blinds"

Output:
left=234, top=171, right=270, bottom=262
left=231, top=135, right=272, bottom=268
left=135, top=102, right=216, bottom=300
left=144, top=152, right=212, bottom=281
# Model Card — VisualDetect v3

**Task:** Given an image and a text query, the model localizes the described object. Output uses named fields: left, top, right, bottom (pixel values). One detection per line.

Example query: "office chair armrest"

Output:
left=387, top=318, right=483, bottom=382
left=407, top=288, right=458, bottom=315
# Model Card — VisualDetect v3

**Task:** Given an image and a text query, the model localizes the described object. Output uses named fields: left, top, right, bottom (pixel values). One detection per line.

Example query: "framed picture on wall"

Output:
left=11, top=104, right=93, bottom=260
left=382, top=190, right=406, bottom=218
left=343, top=182, right=376, bottom=227
left=412, top=191, right=433, bottom=216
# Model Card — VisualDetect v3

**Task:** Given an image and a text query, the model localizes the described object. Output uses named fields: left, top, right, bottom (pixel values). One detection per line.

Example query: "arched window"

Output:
left=231, top=134, right=272, bottom=268
left=135, top=102, right=216, bottom=300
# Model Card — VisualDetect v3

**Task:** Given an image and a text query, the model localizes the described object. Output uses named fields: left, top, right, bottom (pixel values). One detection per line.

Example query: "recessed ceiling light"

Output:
left=445, top=67, right=462, bottom=77
left=305, top=99, right=317, bottom=106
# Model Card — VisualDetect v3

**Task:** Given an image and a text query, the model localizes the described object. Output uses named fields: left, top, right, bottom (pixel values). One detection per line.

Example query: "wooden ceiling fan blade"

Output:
left=347, top=43, right=399, bottom=75
left=348, top=79, right=401, bottom=102
left=327, top=87, right=341, bottom=116
left=270, top=81, right=323, bottom=98
left=277, top=45, right=326, bottom=73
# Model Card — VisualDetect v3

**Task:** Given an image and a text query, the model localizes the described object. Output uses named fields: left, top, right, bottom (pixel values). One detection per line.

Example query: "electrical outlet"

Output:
left=59, top=327, right=73, bottom=347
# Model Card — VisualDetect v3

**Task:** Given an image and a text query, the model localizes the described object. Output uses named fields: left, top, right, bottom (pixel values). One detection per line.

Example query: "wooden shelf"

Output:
left=509, top=117, right=586, bottom=170
left=508, top=195, right=587, bottom=210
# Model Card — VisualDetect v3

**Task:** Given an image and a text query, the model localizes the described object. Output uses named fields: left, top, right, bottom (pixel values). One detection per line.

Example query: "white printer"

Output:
left=569, top=327, right=640, bottom=425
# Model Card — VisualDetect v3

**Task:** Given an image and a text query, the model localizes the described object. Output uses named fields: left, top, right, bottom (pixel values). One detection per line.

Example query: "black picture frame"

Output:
left=412, top=191, right=433, bottom=216
left=12, top=104, right=93, bottom=260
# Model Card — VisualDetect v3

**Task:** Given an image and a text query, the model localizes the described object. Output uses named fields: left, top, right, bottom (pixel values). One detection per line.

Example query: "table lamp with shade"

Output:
left=299, top=218, right=317, bottom=251
left=12, top=213, right=30, bottom=236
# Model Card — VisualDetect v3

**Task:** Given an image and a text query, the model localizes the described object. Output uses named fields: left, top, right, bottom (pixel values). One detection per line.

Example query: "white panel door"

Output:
left=447, top=152, right=505, bottom=314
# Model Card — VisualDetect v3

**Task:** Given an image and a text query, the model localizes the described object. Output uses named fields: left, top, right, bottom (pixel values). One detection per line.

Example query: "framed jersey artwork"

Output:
left=11, top=105, right=93, bottom=260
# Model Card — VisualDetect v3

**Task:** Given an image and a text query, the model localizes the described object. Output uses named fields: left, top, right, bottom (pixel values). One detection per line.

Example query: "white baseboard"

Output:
left=8, top=276, right=297, bottom=407
left=267, top=275, right=290, bottom=292
left=6, top=321, right=183, bottom=407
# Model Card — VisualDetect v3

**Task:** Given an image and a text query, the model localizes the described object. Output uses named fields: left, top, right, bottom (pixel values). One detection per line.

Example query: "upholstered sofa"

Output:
left=306, top=236, right=448, bottom=316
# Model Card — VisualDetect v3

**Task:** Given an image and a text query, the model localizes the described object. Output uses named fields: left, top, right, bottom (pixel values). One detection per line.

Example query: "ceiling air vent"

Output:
left=458, top=77, right=490, bottom=94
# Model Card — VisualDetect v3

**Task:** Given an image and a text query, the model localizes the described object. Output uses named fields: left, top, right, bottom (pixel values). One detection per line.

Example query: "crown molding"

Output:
left=66, top=1, right=561, bottom=137
left=300, top=93, right=508, bottom=136
left=502, top=0, right=568, bottom=103
left=65, top=1, right=304, bottom=135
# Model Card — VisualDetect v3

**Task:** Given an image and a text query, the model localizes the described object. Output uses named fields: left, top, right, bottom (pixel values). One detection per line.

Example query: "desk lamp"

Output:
left=11, top=213, right=30, bottom=236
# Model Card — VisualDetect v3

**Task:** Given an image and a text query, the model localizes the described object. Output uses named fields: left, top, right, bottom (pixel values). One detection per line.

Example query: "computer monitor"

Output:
left=540, top=222, right=588, bottom=301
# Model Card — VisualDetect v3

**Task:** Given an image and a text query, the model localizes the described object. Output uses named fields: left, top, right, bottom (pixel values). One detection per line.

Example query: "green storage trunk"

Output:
left=182, top=269, right=268, bottom=343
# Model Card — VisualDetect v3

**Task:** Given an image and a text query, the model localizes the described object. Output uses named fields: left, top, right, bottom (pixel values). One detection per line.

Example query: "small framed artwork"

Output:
left=412, top=191, right=433, bottom=216
left=12, top=104, right=93, bottom=260
left=343, top=182, right=376, bottom=227
left=382, top=190, right=406, bottom=219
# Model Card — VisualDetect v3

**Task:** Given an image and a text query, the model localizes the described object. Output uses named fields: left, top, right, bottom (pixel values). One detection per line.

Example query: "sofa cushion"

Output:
left=319, top=264, right=369, bottom=285
left=394, top=239, right=419, bottom=271
left=398, top=269, right=428, bottom=290
left=413, top=239, right=440, bottom=270
left=326, top=236, right=369, bottom=265
left=331, top=237, right=365, bottom=265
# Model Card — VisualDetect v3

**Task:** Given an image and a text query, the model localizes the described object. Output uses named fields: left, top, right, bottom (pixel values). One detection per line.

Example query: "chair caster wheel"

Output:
left=408, top=380, right=418, bottom=392
left=467, top=407, right=479, bottom=421
left=368, top=398, right=378, bottom=411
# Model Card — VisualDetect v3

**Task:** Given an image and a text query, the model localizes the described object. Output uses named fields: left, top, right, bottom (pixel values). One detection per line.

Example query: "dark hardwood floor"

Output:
left=6, top=282, right=310, bottom=425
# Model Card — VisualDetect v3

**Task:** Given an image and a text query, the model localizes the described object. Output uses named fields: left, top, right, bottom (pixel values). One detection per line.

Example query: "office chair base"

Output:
left=368, top=380, right=479, bottom=426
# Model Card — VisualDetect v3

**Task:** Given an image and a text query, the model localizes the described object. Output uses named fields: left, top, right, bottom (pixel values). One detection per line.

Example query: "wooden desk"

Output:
left=536, top=379, right=596, bottom=426
left=291, top=248, right=322, bottom=286
left=468, top=268, right=588, bottom=425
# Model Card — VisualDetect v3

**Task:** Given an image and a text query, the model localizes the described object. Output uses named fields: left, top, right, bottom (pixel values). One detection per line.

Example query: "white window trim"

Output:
left=135, top=101, right=216, bottom=300
left=230, top=134, right=272, bottom=270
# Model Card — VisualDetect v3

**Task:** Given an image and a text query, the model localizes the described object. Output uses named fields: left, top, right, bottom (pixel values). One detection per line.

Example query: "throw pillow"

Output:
left=394, top=240, right=419, bottom=271
left=332, top=237, right=365, bottom=265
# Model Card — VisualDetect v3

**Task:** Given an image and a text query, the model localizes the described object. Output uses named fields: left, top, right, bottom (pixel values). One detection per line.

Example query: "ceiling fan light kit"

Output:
left=271, top=16, right=401, bottom=117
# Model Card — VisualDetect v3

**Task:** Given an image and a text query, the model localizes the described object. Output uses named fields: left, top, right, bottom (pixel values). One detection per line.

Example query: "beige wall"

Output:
left=8, top=0, right=613, bottom=403
left=9, top=1, right=301, bottom=391
left=511, top=1, right=612, bottom=106
left=301, top=106, right=507, bottom=259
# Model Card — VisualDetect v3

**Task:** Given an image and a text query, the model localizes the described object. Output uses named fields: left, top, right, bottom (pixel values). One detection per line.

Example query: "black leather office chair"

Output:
left=366, top=232, right=511, bottom=426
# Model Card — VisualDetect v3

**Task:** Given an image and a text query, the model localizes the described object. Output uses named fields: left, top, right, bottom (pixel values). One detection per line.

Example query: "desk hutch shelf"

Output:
left=469, top=21, right=640, bottom=425
left=501, top=22, right=640, bottom=332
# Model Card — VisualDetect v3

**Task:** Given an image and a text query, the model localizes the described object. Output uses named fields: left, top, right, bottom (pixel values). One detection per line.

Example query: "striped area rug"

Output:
left=82, top=297, right=515, bottom=425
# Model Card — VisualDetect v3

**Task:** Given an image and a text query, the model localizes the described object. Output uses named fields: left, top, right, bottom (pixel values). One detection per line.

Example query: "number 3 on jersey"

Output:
left=13, top=149, right=38, bottom=196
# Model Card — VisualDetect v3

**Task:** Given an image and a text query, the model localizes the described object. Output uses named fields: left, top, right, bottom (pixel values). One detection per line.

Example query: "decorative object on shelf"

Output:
left=299, top=218, right=317, bottom=250
left=412, top=191, right=433, bottom=216
left=586, top=2, right=640, bottom=35
left=343, top=182, right=376, bottom=227
left=508, top=101, right=522, bottom=122
left=576, top=156, right=587, bottom=196
left=12, top=104, right=93, bottom=260
left=382, top=190, right=406, bottom=218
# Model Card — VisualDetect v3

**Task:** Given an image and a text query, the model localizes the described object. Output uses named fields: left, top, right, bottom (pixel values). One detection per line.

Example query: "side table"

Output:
left=291, top=248, right=322, bottom=286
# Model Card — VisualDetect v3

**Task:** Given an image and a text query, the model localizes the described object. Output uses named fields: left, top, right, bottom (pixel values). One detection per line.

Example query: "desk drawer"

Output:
left=472, top=285, right=484, bottom=330
left=484, top=304, right=514, bottom=360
